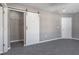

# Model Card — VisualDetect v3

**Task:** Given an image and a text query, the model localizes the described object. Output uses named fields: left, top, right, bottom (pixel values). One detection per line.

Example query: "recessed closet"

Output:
left=8, top=10, right=24, bottom=48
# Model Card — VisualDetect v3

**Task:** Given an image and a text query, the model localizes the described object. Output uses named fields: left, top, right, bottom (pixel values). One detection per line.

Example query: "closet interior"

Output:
left=8, top=10, right=24, bottom=48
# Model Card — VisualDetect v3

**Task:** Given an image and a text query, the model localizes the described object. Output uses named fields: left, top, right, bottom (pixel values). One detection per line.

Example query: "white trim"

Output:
left=3, top=7, right=8, bottom=53
left=0, top=6, right=3, bottom=54
left=71, top=38, right=79, bottom=40
left=25, top=38, right=61, bottom=46
left=23, top=12, right=26, bottom=47
left=39, top=38, right=74, bottom=44
left=25, top=37, right=79, bottom=46
left=8, top=7, right=26, bottom=13
left=1, top=3, right=7, bottom=7
left=8, top=9, right=25, bottom=50
left=9, top=39, right=24, bottom=50
left=39, top=38, right=61, bottom=44
left=60, top=38, right=79, bottom=40
left=10, top=39, right=24, bottom=43
left=58, top=38, right=79, bottom=40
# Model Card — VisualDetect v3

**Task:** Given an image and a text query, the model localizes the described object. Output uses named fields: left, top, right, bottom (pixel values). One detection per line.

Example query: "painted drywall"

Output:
left=7, top=4, right=61, bottom=42
left=8, top=10, right=24, bottom=42
left=72, top=13, right=79, bottom=39
left=40, top=11, right=61, bottom=41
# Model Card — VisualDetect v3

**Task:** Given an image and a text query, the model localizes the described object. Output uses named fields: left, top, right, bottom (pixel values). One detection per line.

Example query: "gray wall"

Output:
left=8, top=10, right=24, bottom=42
left=7, top=3, right=61, bottom=42
left=40, top=12, right=61, bottom=41
left=72, top=13, right=79, bottom=39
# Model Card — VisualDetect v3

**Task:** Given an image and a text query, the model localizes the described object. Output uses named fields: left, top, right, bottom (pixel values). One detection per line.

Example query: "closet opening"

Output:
left=8, top=9, right=25, bottom=48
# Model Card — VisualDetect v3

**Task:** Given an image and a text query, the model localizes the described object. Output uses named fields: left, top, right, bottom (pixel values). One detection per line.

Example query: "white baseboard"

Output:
left=39, top=38, right=61, bottom=44
left=10, top=39, right=24, bottom=43
left=8, top=39, right=24, bottom=51
left=70, top=38, right=79, bottom=40
left=25, top=38, right=61, bottom=46
left=10, top=38, right=79, bottom=47
left=25, top=37, right=79, bottom=46
left=61, top=38, right=79, bottom=40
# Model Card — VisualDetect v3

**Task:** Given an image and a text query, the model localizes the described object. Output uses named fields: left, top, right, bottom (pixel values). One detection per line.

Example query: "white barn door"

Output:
left=0, top=6, right=3, bottom=54
left=26, top=12, right=40, bottom=46
left=61, top=17, right=72, bottom=38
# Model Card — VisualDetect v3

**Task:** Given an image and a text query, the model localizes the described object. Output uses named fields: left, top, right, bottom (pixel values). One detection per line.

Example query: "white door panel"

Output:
left=61, top=17, right=72, bottom=38
left=0, top=6, right=3, bottom=54
left=26, top=12, right=39, bottom=46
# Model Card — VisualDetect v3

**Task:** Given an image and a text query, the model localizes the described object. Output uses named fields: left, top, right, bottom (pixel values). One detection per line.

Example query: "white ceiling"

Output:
left=7, top=3, right=79, bottom=14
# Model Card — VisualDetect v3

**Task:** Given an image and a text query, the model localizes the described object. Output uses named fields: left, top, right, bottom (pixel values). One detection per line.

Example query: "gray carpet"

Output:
left=11, top=41, right=24, bottom=48
left=4, top=39, right=79, bottom=55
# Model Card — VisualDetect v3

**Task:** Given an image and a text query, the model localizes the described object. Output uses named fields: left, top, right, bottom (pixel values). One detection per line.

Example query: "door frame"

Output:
left=61, top=17, right=72, bottom=38
left=0, top=3, right=9, bottom=54
left=0, top=5, right=4, bottom=54
left=8, top=7, right=26, bottom=49
left=8, top=8, right=40, bottom=47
